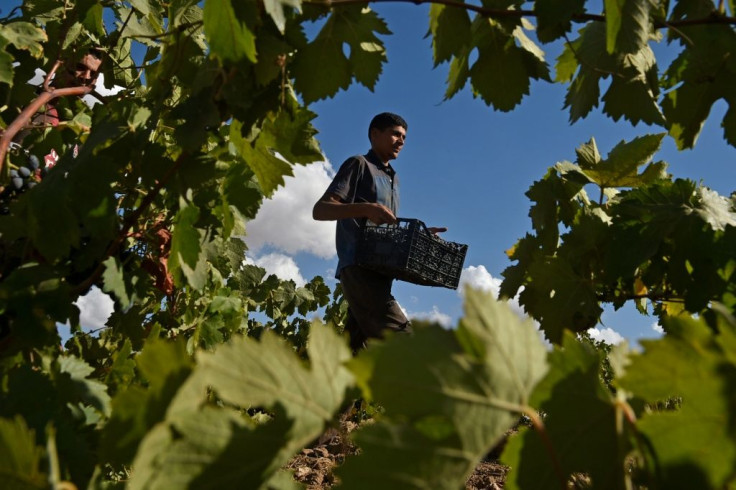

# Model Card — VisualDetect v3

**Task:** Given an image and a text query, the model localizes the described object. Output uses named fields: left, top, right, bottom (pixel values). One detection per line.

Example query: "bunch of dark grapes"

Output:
left=0, top=153, right=44, bottom=214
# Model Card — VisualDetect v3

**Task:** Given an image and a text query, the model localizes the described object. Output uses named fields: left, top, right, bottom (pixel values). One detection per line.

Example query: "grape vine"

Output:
left=0, top=0, right=734, bottom=489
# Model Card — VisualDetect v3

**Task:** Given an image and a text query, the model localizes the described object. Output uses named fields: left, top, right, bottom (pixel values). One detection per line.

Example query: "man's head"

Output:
left=368, top=112, right=407, bottom=164
left=60, top=49, right=102, bottom=87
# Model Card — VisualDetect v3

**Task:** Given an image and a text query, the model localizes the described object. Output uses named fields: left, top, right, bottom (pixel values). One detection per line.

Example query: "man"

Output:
left=313, top=112, right=446, bottom=352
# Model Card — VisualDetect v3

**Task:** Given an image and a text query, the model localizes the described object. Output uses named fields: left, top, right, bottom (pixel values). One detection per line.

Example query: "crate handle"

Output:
left=395, top=217, right=444, bottom=240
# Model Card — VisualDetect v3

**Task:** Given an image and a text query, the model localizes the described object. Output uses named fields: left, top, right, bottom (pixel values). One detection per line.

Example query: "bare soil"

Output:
left=287, top=417, right=510, bottom=489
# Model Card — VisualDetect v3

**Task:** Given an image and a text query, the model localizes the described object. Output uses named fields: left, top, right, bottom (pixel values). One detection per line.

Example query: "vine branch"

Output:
left=306, top=0, right=736, bottom=27
left=0, top=84, right=94, bottom=172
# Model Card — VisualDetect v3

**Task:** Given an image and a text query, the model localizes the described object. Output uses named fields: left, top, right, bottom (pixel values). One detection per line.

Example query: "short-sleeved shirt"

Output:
left=326, top=149, right=400, bottom=278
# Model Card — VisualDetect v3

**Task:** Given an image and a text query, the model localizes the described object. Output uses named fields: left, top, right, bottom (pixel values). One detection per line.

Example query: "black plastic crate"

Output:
left=356, top=218, right=468, bottom=289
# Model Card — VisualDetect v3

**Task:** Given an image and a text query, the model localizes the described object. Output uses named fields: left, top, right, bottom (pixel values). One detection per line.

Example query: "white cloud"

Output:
left=587, top=327, right=625, bottom=345
left=459, top=265, right=501, bottom=297
left=245, top=161, right=336, bottom=259
left=407, top=305, right=453, bottom=328
left=74, top=286, right=115, bottom=331
left=246, top=253, right=306, bottom=287
left=651, top=322, right=664, bottom=334
left=458, top=265, right=526, bottom=317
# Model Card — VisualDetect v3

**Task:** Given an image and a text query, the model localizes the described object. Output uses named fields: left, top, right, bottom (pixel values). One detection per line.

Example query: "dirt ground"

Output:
left=286, top=418, right=510, bottom=489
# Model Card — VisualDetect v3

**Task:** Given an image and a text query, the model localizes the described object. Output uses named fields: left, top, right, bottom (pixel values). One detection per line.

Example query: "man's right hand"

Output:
left=364, top=203, right=397, bottom=225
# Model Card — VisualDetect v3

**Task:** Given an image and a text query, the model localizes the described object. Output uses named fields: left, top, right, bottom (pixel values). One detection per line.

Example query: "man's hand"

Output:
left=365, top=203, right=397, bottom=225
left=428, top=226, right=448, bottom=235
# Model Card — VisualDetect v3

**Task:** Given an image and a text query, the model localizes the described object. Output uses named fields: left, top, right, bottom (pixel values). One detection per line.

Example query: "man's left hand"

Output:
left=428, top=226, right=447, bottom=235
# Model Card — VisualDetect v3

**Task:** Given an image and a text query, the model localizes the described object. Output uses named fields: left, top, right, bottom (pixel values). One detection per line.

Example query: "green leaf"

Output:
left=25, top=170, right=80, bottom=261
left=0, top=38, right=14, bottom=87
left=601, top=47, right=664, bottom=125
left=203, top=0, right=256, bottom=63
left=519, top=256, right=602, bottom=343
left=230, top=119, right=294, bottom=197
left=0, top=22, right=47, bottom=58
left=57, top=356, right=111, bottom=417
left=578, top=133, right=666, bottom=188
left=339, top=290, right=548, bottom=488
left=129, top=406, right=293, bottom=490
left=444, top=48, right=470, bottom=99
left=534, top=0, right=586, bottom=43
left=604, top=0, right=653, bottom=54
left=619, top=316, right=736, bottom=488
left=575, top=137, right=601, bottom=167
left=502, top=333, right=624, bottom=489
left=291, top=6, right=390, bottom=103
left=102, top=338, right=193, bottom=466
left=291, top=34, right=351, bottom=103
left=692, top=187, right=736, bottom=232
left=661, top=25, right=736, bottom=149
left=263, top=103, right=323, bottom=164
left=560, top=22, right=663, bottom=125
left=263, top=0, right=301, bottom=34
left=428, top=4, right=472, bottom=66
left=469, top=19, right=549, bottom=111
left=169, top=199, right=208, bottom=290
left=0, top=416, right=47, bottom=490
left=222, top=162, right=263, bottom=220
left=102, top=256, right=132, bottom=308
left=171, top=323, right=353, bottom=458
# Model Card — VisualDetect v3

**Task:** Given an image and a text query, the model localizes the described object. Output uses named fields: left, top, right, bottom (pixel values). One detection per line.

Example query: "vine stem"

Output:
left=306, top=0, right=736, bottom=27
left=523, top=407, right=567, bottom=489
left=69, top=153, right=186, bottom=297
left=0, top=84, right=94, bottom=173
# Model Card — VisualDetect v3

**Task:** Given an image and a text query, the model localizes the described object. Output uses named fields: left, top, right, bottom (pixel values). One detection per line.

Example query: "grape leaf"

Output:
left=0, top=416, right=47, bottom=490
left=519, top=256, right=602, bottom=343
left=561, top=22, right=663, bottom=125
left=168, top=198, right=208, bottom=290
left=338, top=289, right=548, bottom=488
left=692, top=187, right=736, bottom=231
left=168, top=323, right=353, bottom=460
left=469, top=18, right=550, bottom=111
left=230, top=119, right=293, bottom=197
left=222, top=162, right=263, bottom=220
left=428, top=4, right=472, bottom=66
left=0, top=38, right=14, bottom=86
left=262, top=102, right=323, bottom=164
left=291, top=6, right=389, bottom=103
left=57, top=356, right=111, bottom=417
left=0, top=21, right=47, bottom=58
left=102, top=256, right=133, bottom=308
left=263, top=0, right=301, bottom=34
left=601, top=46, right=664, bottom=125
left=619, top=316, right=736, bottom=488
left=662, top=25, right=736, bottom=149
left=203, top=0, right=256, bottom=63
left=604, top=0, right=653, bottom=54
left=129, top=406, right=293, bottom=490
left=102, top=338, right=193, bottom=466
left=576, top=133, right=666, bottom=189
left=502, top=333, right=625, bottom=489
left=534, top=0, right=586, bottom=43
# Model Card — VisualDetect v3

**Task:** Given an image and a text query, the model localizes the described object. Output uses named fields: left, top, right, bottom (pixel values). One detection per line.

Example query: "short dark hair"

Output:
left=368, top=112, right=407, bottom=141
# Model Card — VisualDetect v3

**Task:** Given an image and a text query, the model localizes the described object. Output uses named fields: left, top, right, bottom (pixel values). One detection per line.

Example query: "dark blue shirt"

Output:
left=326, top=150, right=400, bottom=277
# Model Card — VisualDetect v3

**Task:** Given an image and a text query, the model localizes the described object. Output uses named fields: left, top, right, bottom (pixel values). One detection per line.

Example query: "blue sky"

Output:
left=244, top=3, right=735, bottom=345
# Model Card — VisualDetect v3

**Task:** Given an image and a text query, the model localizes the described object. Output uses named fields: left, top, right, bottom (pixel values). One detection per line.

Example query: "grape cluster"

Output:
left=1, top=153, right=45, bottom=214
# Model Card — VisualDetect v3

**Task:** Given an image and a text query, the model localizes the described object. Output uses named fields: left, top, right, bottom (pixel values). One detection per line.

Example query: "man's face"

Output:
left=66, top=53, right=102, bottom=86
left=370, top=125, right=406, bottom=163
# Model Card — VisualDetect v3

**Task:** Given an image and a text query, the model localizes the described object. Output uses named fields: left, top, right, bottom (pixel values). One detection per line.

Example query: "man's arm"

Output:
left=312, top=193, right=397, bottom=225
